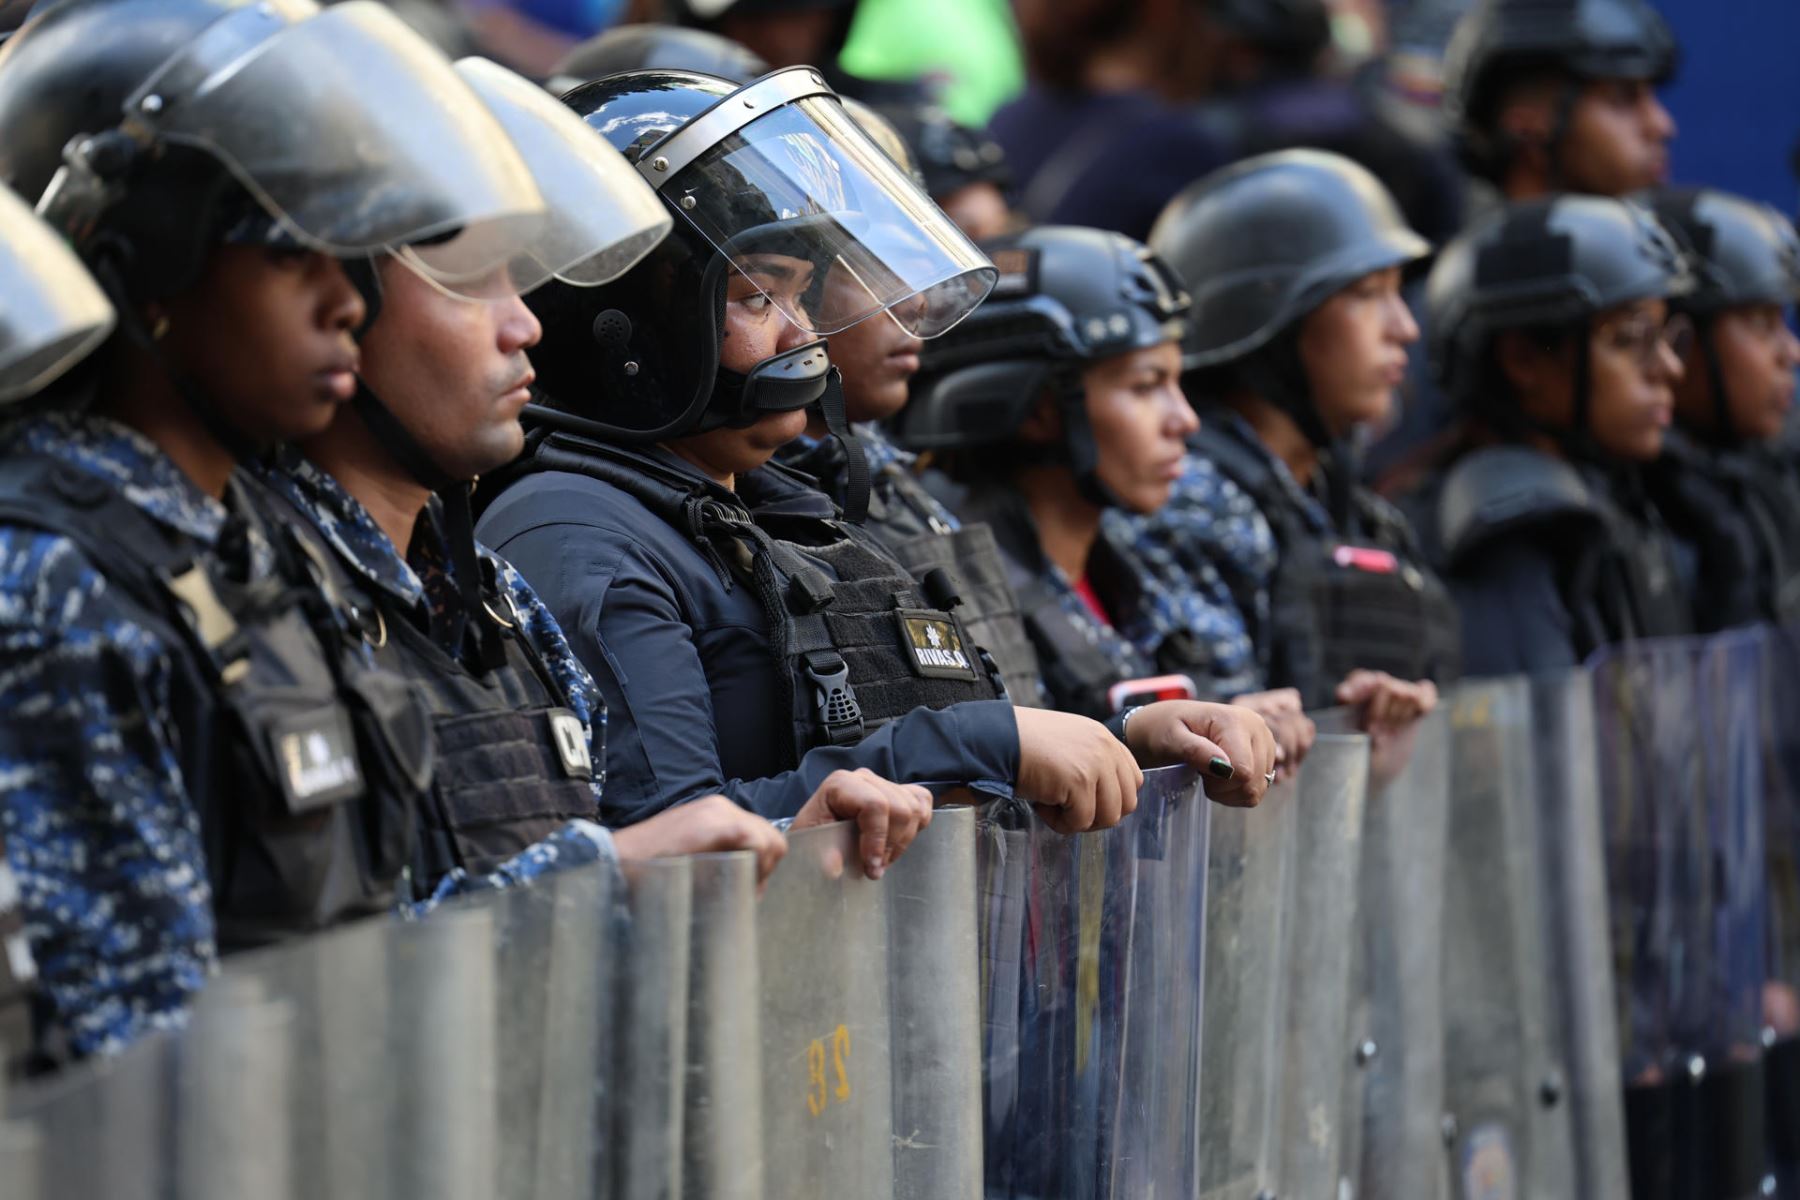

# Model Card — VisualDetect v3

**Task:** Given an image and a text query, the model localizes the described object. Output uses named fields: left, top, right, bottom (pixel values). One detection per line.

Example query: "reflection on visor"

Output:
left=665, top=92, right=994, bottom=338
left=121, top=1, right=545, bottom=264
left=0, top=187, right=114, bottom=402
left=413, top=58, right=672, bottom=298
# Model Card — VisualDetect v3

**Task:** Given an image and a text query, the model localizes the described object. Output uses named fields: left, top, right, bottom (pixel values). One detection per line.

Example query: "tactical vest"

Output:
left=257, top=486, right=599, bottom=886
left=0, top=455, right=433, bottom=955
left=1193, top=425, right=1462, bottom=709
left=784, top=435, right=1048, bottom=707
left=1437, top=444, right=1691, bottom=658
left=1649, top=434, right=1800, bottom=630
left=521, top=435, right=1005, bottom=767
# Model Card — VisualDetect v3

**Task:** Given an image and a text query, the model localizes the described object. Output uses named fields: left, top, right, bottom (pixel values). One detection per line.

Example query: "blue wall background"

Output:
left=1655, top=0, right=1800, bottom=213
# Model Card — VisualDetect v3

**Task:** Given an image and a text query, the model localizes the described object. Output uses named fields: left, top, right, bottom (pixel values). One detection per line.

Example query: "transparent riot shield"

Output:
left=886, top=805, right=982, bottom=1199
left=1277, top=733, right=1371, bottom=1199
left=1529, top=669, right=1630, bottom=1200
left=1442, top=676, right=1579, bottom=1198
left=1199, top=765, right=1298, bottom=1200
left=613, top=856, right=694, bottom=1200
left=979, top=765, right=1213, bottom=1199
left=4, top=1018, right=175, bottom=1198
left=1329, top=708, right=1452, bottom=1200
left=757, top=820, right=896, bottom=1198
left=172, top=973, right=296, bottom=1200
left=1593, top=630, right=1771, bottom=1200
left=682, top=851, right=764, bottom=1200
left=1764, top=625, right=1800, bottom=1189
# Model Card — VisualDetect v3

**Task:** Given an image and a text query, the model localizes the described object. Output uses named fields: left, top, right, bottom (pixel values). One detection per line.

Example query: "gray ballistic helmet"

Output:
left=1443, top=0, right=1677, bottom=180
left=1646, top=187, right=1800, bottom=317
left=1426, top=193, right=1690, bottom=406
left=1150, top=148, right=1429, bottom=373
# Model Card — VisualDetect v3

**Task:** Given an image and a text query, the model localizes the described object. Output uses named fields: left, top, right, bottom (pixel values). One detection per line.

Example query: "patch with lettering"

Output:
left=547, top=708, right=593, bottom=779
left=896, top=609, right=980, bottom=681
left=272, top=708, right=365, bottom=813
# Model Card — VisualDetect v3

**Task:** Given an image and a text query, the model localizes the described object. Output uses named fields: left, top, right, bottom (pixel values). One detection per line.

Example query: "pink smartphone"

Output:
left=1107, top=673, right=1199, bottom=712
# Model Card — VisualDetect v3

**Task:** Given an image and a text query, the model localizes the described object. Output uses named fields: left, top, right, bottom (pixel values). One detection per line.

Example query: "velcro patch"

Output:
left=548, top=708, right=593, bottom=779
left=896, top=609, right=980, bottom=681
left=273, top=708, right=365, bottom=814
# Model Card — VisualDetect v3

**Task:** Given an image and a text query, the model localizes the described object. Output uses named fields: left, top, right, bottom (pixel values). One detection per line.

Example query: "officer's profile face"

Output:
left=1560, top=79, right=1676, bottom=195
left=349, top=258, right=541, bottom=481
left=825, top=289, right=925, bottom=423
left=1676, top=303, right=1799, bottom=443
left=1297, top=267, right=1419, bottom=438
left=160, top=244, right=365, bottom=445
left=1586, top=298, right=1682, bottom=461
left=1078, top=339, right=1197, bottom=514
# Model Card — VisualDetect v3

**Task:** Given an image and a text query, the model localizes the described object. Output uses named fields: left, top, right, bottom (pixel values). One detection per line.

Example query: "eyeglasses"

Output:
left=1598, top=311, right=1693, bottom=370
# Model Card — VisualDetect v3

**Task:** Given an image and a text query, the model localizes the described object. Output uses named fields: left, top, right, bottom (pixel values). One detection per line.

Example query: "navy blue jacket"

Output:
left=476, top=440, right=1021, bottom=824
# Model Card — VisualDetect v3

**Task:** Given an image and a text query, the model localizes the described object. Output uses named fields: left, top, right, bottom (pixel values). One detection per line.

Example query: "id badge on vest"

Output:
left=547, top=708, right=594, bottom=779
left=896, top=608, right=982, bottom=682
left=271, top=707, right=365, bottom=814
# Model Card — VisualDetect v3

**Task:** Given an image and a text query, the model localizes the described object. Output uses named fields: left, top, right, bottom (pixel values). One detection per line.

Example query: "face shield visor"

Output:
left=395, top=58, right=673, bottom=299
left=0, top=186, right=115, bottom=402
left=114, top=0, right=546, bottom=282
left=641, top=68, right=996, bottom=339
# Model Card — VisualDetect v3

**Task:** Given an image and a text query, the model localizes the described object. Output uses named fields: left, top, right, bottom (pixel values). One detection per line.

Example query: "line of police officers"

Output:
left=0, top=0, right=1793, bottom=1179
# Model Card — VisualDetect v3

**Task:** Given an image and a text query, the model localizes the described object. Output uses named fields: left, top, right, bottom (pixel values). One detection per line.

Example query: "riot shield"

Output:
left=979, top=765, right=1213, bottom=1199
left=757, top=820, right=896, bottom=1198
left=1199, top=765, right=1298, bottom=1200
left=1592, top=630, right=1770, bottom=1200
left=1277, top=733, right=1371, bottom=1199
left=1442, top=676, right=1579, bottom=1198
left=613, top=856, right=694, bottom=1200
left=1763, top=625, right=1800, bottom=1189
left=1529, top=669, right=1630, bottom=1200
left=682, top=852, right=764, bottom=1200
left=886, top=805, right=982, bottom=1199
left=1332, top=708, right=1452, bottom=1200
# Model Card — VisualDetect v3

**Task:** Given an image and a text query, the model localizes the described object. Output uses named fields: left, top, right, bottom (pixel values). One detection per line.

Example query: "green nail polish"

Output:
left=1207, top=756, right=1234, bottom=780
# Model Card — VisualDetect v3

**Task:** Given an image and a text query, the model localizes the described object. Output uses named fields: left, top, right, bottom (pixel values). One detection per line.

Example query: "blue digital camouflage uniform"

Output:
left=258, top=449, right=615, bottom=908
left=0, top=410, right=229, bottom=1060
left=778, top=422, right=963, bottom=535
left=1105, top=409, right=1322, bottom=700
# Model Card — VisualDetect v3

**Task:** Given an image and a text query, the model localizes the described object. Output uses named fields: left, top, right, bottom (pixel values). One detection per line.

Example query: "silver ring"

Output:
left=1263, top=769, right=1278, bottom=786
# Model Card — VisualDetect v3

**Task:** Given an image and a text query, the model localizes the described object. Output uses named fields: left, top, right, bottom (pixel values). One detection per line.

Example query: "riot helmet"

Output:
left=548, top=23, right=769, bottom=93
left=0, top=183, right=115, bottom=402
left=1443, top=0, right=1677, bottom=183
left=1426, top=193, right=1690, bottom=446
left=0, top=0, right=548, bottom=312
left=872, top=102, right=1011, bottom=203
left=1647, top=187, right=1800, bottom=444
left=1148, top=148, right=1428, bottom=446
left=897, top=224, right=1190, bottom=506
left=841, top=97, right=924, bottom=187
left=523, top=66, right=995, bottom=446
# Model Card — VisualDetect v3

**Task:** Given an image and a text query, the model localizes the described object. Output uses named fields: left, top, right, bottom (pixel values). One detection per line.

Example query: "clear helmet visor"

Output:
left=122, top=1, right=545, bottom=272
left=0, top=186, right=114, bottom=402
left=661, top=89, right=996, bottom=338
left=402, top=58, right=673, bottom=298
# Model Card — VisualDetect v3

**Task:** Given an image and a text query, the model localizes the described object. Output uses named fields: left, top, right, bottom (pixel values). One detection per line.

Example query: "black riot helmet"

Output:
left=1426, top=193, right=1690, bottom=442
left=871, top=102, right=1011, bottom=203
left=1148, top=148, right=1429, bottom=446
left=1646, top=187, right=1800, bottom=443
left=523, top=66, right=995, bottom=449
left=896, top=224, right=1190, bottom=507
left=547, top=23, right=769, bottom=93
left=1443, top=0, right=1677, bottom=183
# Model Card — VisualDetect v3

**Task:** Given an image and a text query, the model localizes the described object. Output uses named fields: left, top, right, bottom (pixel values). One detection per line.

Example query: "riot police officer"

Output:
left=1419, top=193, right=1694, bottom=672
left=1123, top=150, right=1456, bottom=731
left=894, top=224, right=1312, bottom=774
left=1642, top=187, right=1800, bottom=631
left=0, top=0, right=547, bottom=1060
left=1443, top=0, right=1678, bottom=202
left=476, top=68, right=1276, bottom=830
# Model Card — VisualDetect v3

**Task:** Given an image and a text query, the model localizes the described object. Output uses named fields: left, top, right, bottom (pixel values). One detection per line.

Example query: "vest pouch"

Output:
left=337, top=659, right=435, bottom=883
left=421, top=706, right=598, bottom=881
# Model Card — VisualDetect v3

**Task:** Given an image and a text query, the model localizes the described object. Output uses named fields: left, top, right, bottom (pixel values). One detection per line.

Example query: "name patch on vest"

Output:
left=896, top=609, right=981, bottom=682
left=547, top=709, right=593, bottom=780
left=272, top=708, right=365, bottom=814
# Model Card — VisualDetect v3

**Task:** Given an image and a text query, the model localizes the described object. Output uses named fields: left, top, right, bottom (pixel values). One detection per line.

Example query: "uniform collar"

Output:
left=261, top=447, right=429, bottom=608
left=1199, top=407, right=1333, bottom=534
left=19, top=410, right=237, bottom=546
